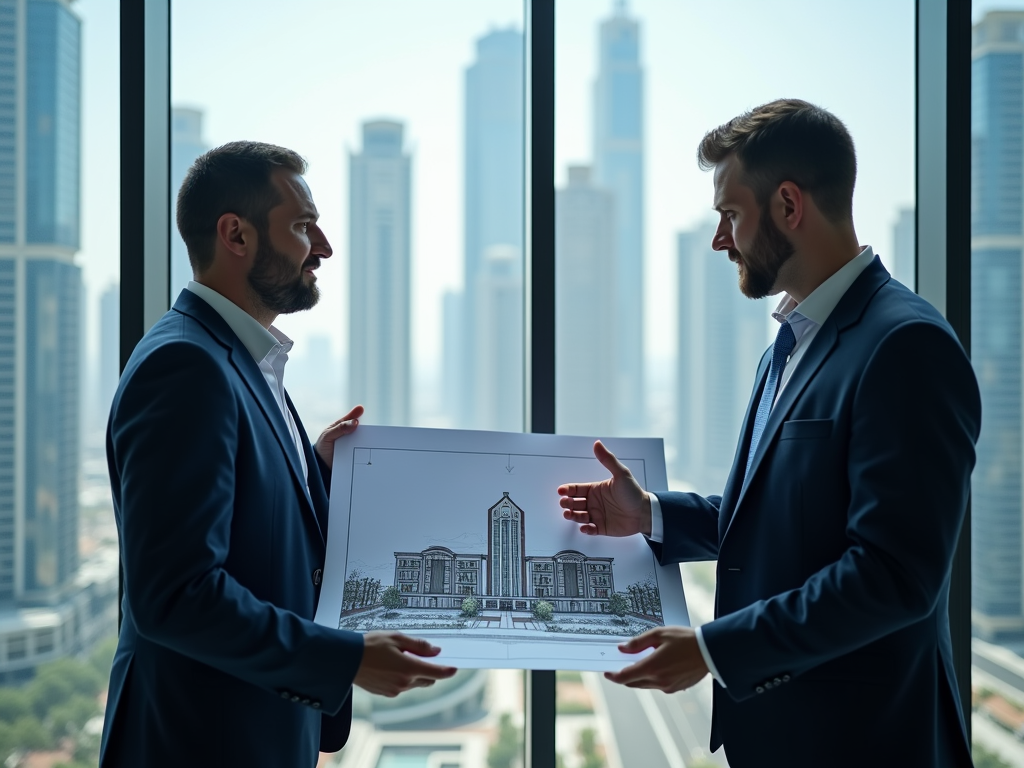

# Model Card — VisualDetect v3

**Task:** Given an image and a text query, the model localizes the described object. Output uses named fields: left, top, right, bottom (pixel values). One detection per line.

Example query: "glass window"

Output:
left=971, top=3, right=1024, bottom=767
left=171, top=2, right=526, bottom=764
left=555, top=1, right=914, bottom=764
left=0, top=0, right=119, bottom=764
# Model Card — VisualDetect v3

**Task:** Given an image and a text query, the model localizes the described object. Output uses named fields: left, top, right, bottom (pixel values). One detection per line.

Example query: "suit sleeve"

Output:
left=111, top=340, right=363, bottom=715
left=700, top=320, right=981, bottom=701
left=646, top=492, right=722, bottom=564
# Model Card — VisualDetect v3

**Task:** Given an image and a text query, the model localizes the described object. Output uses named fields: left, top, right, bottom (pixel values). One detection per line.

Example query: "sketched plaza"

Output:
left=338, top=492, right=664, bottom=635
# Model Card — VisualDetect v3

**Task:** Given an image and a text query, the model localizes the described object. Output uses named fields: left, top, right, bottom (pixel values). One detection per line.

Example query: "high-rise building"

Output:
left=450, top=27, right=523, bottom=429
left=472, top=245, right=522, bottom=432
left=594, top=2, right=645, bottom=434
left=98, top=282, right=119, bottom=430
left=170, top=107, right=207, bottom=297
left=971, top=11, right=1024, bottom=641
left=348, top=120, right=411, bottom=427
left=556, top=166, right=616, bottom=437
left=0, top=1, right=117, bottom=680
left=891, top=207, right=915, bottom=290
left=675, top=222, right=768, bottom=495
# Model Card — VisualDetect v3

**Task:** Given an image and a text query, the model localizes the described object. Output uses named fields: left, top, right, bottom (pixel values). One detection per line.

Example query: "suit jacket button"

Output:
left=312, top=701, right=321, bottom=709
left=773, top=677, right=782, bottom=685
left=313, top=568, right=323, bottom=586
left=782, top=674, right=790, bottom=683
left=291, top=695, right=300, bottom=702
left=755, top=686, right=765, bottom=694
left=302, top=698, right=311, bottom=705
left=280, top=691, right=290, bottom=699
left=764, top=681, right=773, bottom=689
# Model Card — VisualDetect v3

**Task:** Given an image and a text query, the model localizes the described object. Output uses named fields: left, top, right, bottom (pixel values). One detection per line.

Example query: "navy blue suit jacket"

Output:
left=100, top=290, right=363, bottom=768
left=652, top=258, right=980, bottom=767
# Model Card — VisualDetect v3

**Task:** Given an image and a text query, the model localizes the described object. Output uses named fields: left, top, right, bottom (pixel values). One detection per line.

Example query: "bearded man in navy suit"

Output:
left=558, top=99, right=980, bottom=767
left=101, top=141, right=456, bottom=768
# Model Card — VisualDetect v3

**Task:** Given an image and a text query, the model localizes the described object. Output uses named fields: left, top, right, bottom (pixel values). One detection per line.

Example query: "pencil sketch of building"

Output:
left=394, top=492, right=615, bottom=614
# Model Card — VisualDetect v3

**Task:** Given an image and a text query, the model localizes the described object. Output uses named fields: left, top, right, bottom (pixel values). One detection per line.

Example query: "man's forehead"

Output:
left=713, top=156, right=743, bottom=206
left=273, top=168, right=317, bottom=214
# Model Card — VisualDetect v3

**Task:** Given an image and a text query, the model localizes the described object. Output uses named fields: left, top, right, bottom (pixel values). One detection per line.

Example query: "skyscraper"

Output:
left=450, top=27, right=523, bottom=429
left=891, top=207, right=915, bottom=290
left=472, top=245, right=522, bottom=432
left=348, top=120, right=411, bottom=427
left=675, top=222, right=768, bottom=494
left=556, top=166, right=616, bottom=437
left=594, top=2, right=645, bottom=434
left=170, top=107, right=207, bottom=297
left=971, top=11, right=1024, bottom=640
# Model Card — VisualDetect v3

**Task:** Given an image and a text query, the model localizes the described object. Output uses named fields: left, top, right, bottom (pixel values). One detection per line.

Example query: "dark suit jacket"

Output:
left=652, top=257, right=981, bottom=767
left=100, top=290, right=362, bottom=768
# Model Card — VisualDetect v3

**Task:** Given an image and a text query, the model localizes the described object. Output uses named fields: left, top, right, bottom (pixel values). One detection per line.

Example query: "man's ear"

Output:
left=215, top=213, right=254, bottom=259
left=776, top=182, right=803, bottom=232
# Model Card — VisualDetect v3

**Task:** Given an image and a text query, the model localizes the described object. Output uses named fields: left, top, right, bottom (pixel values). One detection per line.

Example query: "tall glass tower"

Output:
left=450, top=27, right=523, bottom=429
left=675, top=223, right=767, bottom=495
left=0, top=0, right=81, bottom=608
left=594, top=2, right=644, bottom=434
left=971, top=10, right=1024, bottom=640
left=348, top=120, right=412, bottom=427
left=556, top=165, right=616, bottom=437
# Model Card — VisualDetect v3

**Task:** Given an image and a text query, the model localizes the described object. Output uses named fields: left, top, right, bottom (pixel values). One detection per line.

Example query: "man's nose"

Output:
left=712, top=227, right=732, bottom=252
left=310, top=224, right=333, bottom=259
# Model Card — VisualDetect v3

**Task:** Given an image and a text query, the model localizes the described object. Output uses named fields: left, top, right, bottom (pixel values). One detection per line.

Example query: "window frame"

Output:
left=120, top=1, right=972, bottom=762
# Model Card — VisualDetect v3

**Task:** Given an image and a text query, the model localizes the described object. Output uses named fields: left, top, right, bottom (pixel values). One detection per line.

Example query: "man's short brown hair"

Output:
left=176, top=141, right=307, bottom=273
left=697, top=99, right=856, bottom=224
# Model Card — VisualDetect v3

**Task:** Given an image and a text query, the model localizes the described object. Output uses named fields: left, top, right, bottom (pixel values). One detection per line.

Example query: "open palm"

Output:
left=557, top=440, right=650, bottom=537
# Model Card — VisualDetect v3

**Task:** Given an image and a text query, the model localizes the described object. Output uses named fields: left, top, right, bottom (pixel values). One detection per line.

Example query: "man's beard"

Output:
left=731, top=208, right=796, bottom=299
left=247, top=235, right=320, bottom=316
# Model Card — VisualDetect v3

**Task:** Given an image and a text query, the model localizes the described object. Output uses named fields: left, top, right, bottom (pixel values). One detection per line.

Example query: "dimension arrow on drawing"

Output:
left=505, top=455, right=514, bottom=473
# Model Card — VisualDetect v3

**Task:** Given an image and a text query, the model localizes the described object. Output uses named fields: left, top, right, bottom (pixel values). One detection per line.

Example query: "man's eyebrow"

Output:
left=296, top=207, right=319, bottom=220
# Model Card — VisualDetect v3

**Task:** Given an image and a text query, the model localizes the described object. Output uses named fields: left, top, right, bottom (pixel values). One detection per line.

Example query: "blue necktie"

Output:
left=746, top=321, right=796, bottom=476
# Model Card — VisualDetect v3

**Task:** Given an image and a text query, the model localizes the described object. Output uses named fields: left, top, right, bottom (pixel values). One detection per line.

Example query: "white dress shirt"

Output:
left=648, top=245, right=876, bottom=687
left=185, top=282, right=309, bottom=488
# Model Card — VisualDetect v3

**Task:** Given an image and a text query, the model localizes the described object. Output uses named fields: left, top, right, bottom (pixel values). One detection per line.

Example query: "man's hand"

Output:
left=558, top=440, right=652, bottom=537
left=315, top=405, right=364, bottom=467
left=354, top=632, right=458, bottom=698
left=604, top=626, right=709, bottom=693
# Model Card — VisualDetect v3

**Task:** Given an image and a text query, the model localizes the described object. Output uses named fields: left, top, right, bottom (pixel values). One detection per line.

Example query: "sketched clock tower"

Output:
left=487, top=492, right=525, bottom=608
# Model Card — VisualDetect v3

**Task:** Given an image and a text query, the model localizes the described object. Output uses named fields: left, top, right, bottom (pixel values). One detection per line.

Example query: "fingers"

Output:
left=557, top=481, right=594, bottom=498
left=339, top=404, right=365, bottom=423
left=593, top=440, right=632, bottom=479
left=618, top=628, right=663, bottom=654
left=391, top=633, right=441, bottom=657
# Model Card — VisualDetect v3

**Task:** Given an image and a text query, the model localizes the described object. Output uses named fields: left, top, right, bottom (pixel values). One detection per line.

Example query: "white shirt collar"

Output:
left=185, top=281, right=293, bottom=364
left=772, top=245, right=875, bottom=326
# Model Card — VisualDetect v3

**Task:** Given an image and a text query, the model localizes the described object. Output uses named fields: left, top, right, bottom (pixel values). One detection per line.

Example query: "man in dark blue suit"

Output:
left=558, top=100, right=981, bottom=766
left=101, top=141, right=456, bottom=768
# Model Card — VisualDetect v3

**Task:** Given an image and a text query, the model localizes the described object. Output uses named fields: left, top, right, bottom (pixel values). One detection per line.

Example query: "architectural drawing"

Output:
left=392, top=492, right=618, bottom=615
left=314, top=426, right=689, bottom=671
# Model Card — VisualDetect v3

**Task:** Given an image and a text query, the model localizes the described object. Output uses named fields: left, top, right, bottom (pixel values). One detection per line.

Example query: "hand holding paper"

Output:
left=558, top=440, right=654, bottom=537
left=604, top=626, right=709, bottom=693
left=353, top=631, right=458, bottom=698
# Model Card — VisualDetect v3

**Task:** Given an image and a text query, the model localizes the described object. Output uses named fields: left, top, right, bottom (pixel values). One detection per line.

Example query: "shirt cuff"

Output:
left=646, top=493, right=664, bottom=543
left=695, top=625, right=726, bottom=688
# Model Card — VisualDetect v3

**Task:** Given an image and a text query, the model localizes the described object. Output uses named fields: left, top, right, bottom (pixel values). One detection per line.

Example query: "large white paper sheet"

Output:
left=315, top=426, right=690, bottom=671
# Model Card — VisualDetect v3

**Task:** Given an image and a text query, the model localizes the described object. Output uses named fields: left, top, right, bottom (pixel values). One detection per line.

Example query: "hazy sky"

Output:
left=76, top=0, right=1015, bottom=387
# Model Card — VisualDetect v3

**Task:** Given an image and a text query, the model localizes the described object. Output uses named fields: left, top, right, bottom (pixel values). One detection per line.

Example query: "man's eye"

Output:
left=300, top=222, right=309, bottom=232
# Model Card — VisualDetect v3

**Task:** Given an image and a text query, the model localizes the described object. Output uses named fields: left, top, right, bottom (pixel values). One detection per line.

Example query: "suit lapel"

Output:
left=721, top=256, right=891, bottom=544
left=172, top=291, right=323, bottom=543
left=287, top=392, right=330, bottom=537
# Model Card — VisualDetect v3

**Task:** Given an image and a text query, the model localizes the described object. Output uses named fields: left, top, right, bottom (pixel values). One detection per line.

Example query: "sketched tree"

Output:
left=380, top=586, right=402, bottom=618
left=608, top=593, right=630, bottom=623
left=533, top=601, right=554, bottom=622
left=461, top=597, right=480, bottom=617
